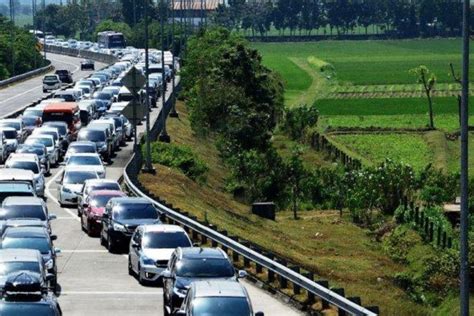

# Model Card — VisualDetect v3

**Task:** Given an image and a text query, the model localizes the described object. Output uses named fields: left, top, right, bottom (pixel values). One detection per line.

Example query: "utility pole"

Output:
left=9, top=0, right=15, bottom=76
left=32, top=0, right=37, bottom=69
left=460, top=0, right=470, bottom=315
left=42, top=0, right=46, bottom=60
left=169, top=0, right=178, bottom=117
left=159, top=0, right=170, bottom=143
left=142, top=0, right=155, bottom=173
left=133, top=0, right=136, bottom=26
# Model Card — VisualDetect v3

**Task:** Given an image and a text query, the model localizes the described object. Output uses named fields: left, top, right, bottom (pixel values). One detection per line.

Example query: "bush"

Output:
left=383, top=225, right=420, bottom=263
left=418, top=165, right=458, bottom=206
left=280, top=104, right=319, bottom=140
left=147, top=142, right=208, bottom=182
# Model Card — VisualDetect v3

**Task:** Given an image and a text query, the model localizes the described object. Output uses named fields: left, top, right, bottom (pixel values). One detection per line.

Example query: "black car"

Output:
left=161, top=247, right=247, bottom=316
left=77, top=128, right=111, bottom=162
left=80, top=59, right=95, bottom=71
left=0, top=271, right=62, bottom=315
left=100, top=197, right=161, bottom=253
left=54, top=69, right=73, bottom=84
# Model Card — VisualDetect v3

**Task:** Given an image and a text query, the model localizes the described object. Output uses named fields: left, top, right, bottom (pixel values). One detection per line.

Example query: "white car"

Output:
left=58, top=168, right=99, bottom=206
left=5, top=153, right=45, bottom=197
left=128, top=225, right=192, bottom=284
left=42, top=75, right=61, bottom=93
left=0, top=127, right=18, bottom=157
left=64, top=141, right=97, bottom=163
left=24, top=135, right=59, bottom=167
left=65, top=153, right=105, bottom=178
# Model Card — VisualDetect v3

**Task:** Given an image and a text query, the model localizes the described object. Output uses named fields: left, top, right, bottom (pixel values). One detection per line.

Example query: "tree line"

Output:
left=212, top=0, right=466, bottom=38
left=0, top=15, right=46, bottom=80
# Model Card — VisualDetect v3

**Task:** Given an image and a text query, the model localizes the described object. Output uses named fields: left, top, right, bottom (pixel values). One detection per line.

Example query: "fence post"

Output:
left=304, top=272, right=315, bottom=304
left=290, top=266, right=301, bottom=295
left=316, top=280, right=329, bottom=309
left=265, top=252, right=275, bottom=283
left=442, top=231, right=447, bottom=248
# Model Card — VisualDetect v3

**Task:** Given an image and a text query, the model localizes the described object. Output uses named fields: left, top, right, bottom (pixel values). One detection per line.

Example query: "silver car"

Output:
left=5, top=153, right=45, bottom=197
left=57, top=168, right=99, bottom=206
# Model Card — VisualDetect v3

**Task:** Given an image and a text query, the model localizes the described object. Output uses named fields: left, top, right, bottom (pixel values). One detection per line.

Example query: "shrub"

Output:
left=147, top=142, right=208, bottom=182
left=383, top=225, right=420, bottom=263
left=280, top=104, right=319, bottom=140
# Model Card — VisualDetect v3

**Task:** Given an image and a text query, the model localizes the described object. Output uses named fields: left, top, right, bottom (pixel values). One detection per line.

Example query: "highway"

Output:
left=0, top=54, right=303, bottom=315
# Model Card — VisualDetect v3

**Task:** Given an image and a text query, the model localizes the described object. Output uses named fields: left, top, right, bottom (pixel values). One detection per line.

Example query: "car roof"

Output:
left=70, top=141, right=96, bottom=147
left=89, top=190, right=126, bottom=197
left=43, top=121, right=67, bottom=126
left=68, top=153, right=101, bottom=158
left=180, top=247, right=226, bottom=259
left=142, top=224, right=185, bottom=233
left=64, top=167, right=99, bottom=174
left=110, top=197, right=151, bottom=205
left=7, top=153, right=38, bottom=161
left=192, top=281, right=247, bottom=298
left=1, top=119, right=21, bottom=123
left=3, top=226, right=49, bottom=238
left=3, top=196, right=44, bottom=205
left=0, top=169, right=35, bottom=179
left=0, top=127, right=16, bottom=131
left=0, top=249, right=42, bottom=262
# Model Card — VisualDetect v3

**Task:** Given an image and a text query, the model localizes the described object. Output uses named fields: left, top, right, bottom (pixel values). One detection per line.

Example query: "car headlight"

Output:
left=113, top=222, right=126, bottom=232
left=40, top=157, right=46, bottom=164
left=62, top=187, right=72, bottom=193
left=45, top=259, right=54, bottom=270
left=173, top=287, right=188, bottom=297
left=141, top=256, right=155, bottom=266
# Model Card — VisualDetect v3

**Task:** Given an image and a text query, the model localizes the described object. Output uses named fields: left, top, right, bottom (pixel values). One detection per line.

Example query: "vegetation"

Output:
left=0, top=15, right=46, bottom=80
left=410, top=66, right=437, bottom=129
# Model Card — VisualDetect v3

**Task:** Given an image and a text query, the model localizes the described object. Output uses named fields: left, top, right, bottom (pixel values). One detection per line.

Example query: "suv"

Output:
left=16, top=144, right=50, bottom=175
left=80, top=59, right=95, bottom=70
left=0, top=270, right=62, bottom=315
left=128, top=225, right=192, bottom=285
left=100, top=197, right=161, bottom=253
left=42, top=75, right=61, bottom=93
left=0, top=119, right=27, bottom=143
left=161, top=247, right=247, bottom=315
left=176, top=280, right=263, bottom=316
left=55, top=69, right=73, bottom=84
left=77, top=128, right=112, bottom=162
left=5, top=153, right=45, bottom=197
left=1, top=197, right=56, bottom=234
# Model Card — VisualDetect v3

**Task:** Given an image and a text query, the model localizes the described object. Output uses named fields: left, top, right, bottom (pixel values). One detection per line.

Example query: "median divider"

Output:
left=0, top=60, right=53, bottom=89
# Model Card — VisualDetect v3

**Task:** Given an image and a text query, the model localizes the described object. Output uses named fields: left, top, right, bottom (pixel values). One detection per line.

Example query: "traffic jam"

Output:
left=0, top=48, right=265, bottom=316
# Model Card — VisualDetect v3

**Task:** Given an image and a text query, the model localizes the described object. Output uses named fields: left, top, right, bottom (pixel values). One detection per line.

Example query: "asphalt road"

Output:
left=0, top=54, right=303, bottom=316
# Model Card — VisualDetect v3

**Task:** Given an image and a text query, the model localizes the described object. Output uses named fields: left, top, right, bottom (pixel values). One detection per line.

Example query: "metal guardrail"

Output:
left=0, top=61, right=53, bottom=89
left=121, top=87, right=378, bottom=316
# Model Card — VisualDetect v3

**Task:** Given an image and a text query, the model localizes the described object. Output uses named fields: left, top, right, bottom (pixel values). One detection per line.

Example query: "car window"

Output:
left=175, top=258, right=235, bottom=278
left=6, top=161, right=39, bottom=174
left=87, top=183, right=120, bottom=194
left=67, top=156, right=101, bottom=166
left=68, top=145, right=96, bottom=154
left=143, top=232, right=191, bottom=249
left=113, top=204, right=157, bottom=220
left=64, top=172, right=97, bottom=184
left=0, top=261, right=41, bottom=276
left=0, top=304, right=57, bottom=316
left=89, top=194, right=118, bottom=207
left=191, top=297, right=251, bottom=316
left=26, top=137, right=53, bottom=147
left=1, top=205, right=46, bottom=220
left=2, top=237, right=50, bottom=254
left=1, top=130, right=17, bottom=139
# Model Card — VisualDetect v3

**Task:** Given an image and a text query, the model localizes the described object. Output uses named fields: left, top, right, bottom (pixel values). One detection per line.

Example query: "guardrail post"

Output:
left=253, top=246, right=263, bottom=274
left=316, top=280, right=329, bottom=309
left=366, top=306, right=380, bottom=314
left=230, top=236, right=239, bottom=262
left=304, top=272, right=315, bottom=304
left=278, top=259, right=288, bottom=289
left=348, top=296, right=361, bottom=305
left=200, top=233, right=207, bottom=245
left=332, top=288, right=346, bottom=316
left=241, top=241, right=251, bottom=268
left=290, top=266, right=301, bottom=295
left=220, top=230, right=228, bottom=253
left=264, top=252, right=275, bottom=283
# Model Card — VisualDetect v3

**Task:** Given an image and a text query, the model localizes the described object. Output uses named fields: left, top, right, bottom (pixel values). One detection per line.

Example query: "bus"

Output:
left=42, top=103, right=82, bottom=140
left=97, top=31, right=126, bottom=49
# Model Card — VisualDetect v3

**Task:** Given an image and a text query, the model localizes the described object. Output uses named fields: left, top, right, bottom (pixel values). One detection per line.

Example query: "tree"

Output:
left=95, top=19, right=132, bottom=41
left=286, top=147, right=308, bottom=219
left=410, top=66, right=437, bottom=129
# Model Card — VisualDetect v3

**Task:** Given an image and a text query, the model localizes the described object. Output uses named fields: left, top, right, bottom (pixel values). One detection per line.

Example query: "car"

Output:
left=77, top=128, right=112, bottom=162
left=65, top=153, right=105, bottom=178
left=64, top=141, right=97, bottom=162
left=0, top=227, right=60, bottom=280
left=128, top=225, right=192, bottom=285
left=175, top=280, right=263, bottom=316
left=92, top=91, right=114, bottom=109
left=0, top=249, right=56, bottom=291
left=55, top=69, right=73, bottom=84
left=21, top=115, right=42, bottom=135
left=53, top=90, right=78, bottom=102
left=32, top=127, right=62, bottom=157
left=0, top=181, right=36, bottom=204
left=77, top=179, right=121, bottom=216
left=43, top=121, right=70, bottom=151
left=100, top=197, right=162, bottom=253
left=0, top=130, right=9, bottom=163
left=57, top=169, right=99, bottom=206
left=1, top=197, right=56, bottom=234
left=0, top=119, right=27, bottom=143
left=89, top=119, right=119, bottom=150
left=0, top=127, right=18, bottom=156
left=80, top=59, right=95, bottom=70
left=162, top=247, right=247, bottom=315
left=101, top=113, right=127, bottom=145
left=16, top=144, right=50, bottom=175
left=0, top=270, right=62, bottom=315
left=5, top=153, right=45, bottom=197
left=42, top=75, right=61, bottom=93
left=80, top=190, right=126, bottom=236
left=23, top=107, right=44, bottom=119
left=24, top=135, right=59, bottom=167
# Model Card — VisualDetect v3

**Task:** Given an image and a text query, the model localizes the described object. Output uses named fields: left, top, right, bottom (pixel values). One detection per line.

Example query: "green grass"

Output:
left=254, top=39, right=474, bottom=86
left=330, top=133, right=434, bottom=171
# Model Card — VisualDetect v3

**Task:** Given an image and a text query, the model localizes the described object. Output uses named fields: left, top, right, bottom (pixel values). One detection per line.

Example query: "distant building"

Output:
left=171, top=0, right=222, bottom=25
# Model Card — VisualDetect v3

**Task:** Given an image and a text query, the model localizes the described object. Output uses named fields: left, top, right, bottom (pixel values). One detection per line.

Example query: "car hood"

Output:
left=142, top=248, right=175, bottom=261
left=115, top=218, right=160, bottom=231
left=0, top=271, right=43, bottom=289
left=63, top=183, right=83, bottom=193
left=175, top=276, right=236, bottom=290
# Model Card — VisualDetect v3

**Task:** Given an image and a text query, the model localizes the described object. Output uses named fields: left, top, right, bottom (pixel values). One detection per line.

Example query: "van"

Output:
left=42, top=75, right=61, bottom=93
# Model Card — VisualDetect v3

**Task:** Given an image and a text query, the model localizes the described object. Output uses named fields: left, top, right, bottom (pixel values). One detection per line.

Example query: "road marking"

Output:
left=60, top=250, right=109, bottom=253
left=61, top=291, right=160, bottom=295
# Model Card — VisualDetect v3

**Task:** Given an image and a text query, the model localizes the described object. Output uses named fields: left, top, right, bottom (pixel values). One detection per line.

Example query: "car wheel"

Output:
left=163, top=301, right=170, bottom=316
left=107, top=236, right=117, bottom=253
left=100, top=232, right=106, bottom=246
left=138, top=264, right=146, bottom=285
left=43, top=89, right=47, bottom=93
left=128, top=256, right=134, bottom=276
left=80, top=216, right=86, bottom=233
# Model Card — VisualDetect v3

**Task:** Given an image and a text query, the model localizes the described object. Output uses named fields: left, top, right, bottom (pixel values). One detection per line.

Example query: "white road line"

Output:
left=61, top=291, right=160, bottom=295
left=60, top=250, right=109, bottom=253
left=0, top=55, right=80, bottom=105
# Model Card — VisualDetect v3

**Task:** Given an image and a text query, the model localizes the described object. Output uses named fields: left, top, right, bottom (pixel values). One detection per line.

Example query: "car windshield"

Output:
left=24, top=109, right=42, bottom=117
left=6, top=161, right=39, bottom=174
left=0, top=122, right=20, bottom=131
left=26, top=137, right=53, bottom=147
left=1, top=130, right=16, bottom=139
left=175, top=258, right=235, bottom=278
left=2, top=237, right=50, bottom=254
left=35, top=131, right=57, bottom=142
left=67, top=156, right=101, bottom=166
left=0, top=205, right=46, bottom=220
left=69, top=145, right=96, bottom=154
left=22, top=117, right=37, bottom=127
left=86, top=183, right=120, bottom=194
left=44, top=123, right=66, bottom=136
left=78, top=130, right=105, bottom=142
left=192, top=297, right=250, bottom=316
left=90, top=195, right=117, bottom=208
left=96, top=93, right=111, bottom=100
left=113, top=204, right=157, bottom=220
left=64, top=172, right=97, bottom=184
left=17, top=146, right=44, bottom=156
left=44, top=76, right=57, bottom=81
left=0, top=304, right=56, bottom=316
left=0, top=261, right=41, bottom=276
left=143, top=232, right=191, bottom=249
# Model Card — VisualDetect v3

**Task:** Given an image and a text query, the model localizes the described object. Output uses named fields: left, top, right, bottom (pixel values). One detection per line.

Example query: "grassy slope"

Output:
left=140, top=101, right=428, bottom=315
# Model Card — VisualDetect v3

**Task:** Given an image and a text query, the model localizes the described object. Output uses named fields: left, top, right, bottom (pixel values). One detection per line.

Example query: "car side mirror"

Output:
left=255, top=312, right=264, bottom=316
left=49, top=214, right=57, bottom=221
left=160, top=270, right=172, bottom=279
left=51, top=235, right=58, bottom=241
left=238, top=270, right=247, bottom=279
left=54, top=247, right=61, bottom=254
left=132, top=242, right=140, bottom=249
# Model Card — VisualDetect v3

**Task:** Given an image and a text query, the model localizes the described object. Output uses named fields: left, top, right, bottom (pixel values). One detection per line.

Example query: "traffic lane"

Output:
left=0, top=53, right=106, bottom=117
